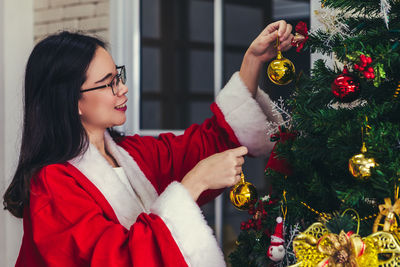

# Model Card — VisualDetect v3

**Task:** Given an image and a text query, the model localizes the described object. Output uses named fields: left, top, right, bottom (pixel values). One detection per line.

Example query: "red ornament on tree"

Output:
left=265, top=126, right=297, bottom=176
left=331, top=66, right=360, bottom=103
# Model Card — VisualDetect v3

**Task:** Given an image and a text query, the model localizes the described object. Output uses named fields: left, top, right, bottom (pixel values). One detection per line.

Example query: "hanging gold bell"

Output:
left=349, top=142, right=376, bottom=180
left=230, top=172, right=258, bottom=210
left=267, top=50, right=296, bottom=85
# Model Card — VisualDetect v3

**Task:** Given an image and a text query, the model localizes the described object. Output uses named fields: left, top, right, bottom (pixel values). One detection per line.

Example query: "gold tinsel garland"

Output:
left=300, top=201, right=377, bottom=222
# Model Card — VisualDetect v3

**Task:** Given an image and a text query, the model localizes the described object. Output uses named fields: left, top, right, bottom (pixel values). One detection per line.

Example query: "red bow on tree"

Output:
left=291, top=21, right=308, bottom=52
left=265, top=126, right=297, bottom=176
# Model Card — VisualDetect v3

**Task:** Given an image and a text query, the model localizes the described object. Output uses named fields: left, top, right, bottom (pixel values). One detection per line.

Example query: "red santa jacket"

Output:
left=15, top=72, right=282, bottom=267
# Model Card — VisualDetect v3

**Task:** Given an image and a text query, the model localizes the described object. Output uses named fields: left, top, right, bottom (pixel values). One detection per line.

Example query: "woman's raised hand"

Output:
left=239, top=20, right=294, bottom=97
left=247, top=20, right=293, bottom=63
left=181, top=146, right=248, bottom=201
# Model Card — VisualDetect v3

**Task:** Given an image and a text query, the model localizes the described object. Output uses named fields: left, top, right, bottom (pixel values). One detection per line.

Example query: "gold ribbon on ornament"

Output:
left=292, top=224, right=400, bottom=266
left=372, top=197, right=400, bottom=233
left=315, top=231, right=364, bottom=267
left=292, top=223, right=366, bottom=267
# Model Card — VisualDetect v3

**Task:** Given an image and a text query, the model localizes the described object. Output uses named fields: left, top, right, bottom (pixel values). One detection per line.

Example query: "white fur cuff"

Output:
left=216, top=72, right=281, bottom=156
left=255, top=88, right=284, bottom=125
left=150, top=182, right=226, bottom=267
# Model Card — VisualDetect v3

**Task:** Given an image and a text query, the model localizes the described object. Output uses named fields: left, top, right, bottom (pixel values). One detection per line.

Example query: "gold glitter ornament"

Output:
left=267, top=37, right=296, bottom=85
left=348, top=142, right=376, bottom=180
left=230, top=172, right=258, bottom=210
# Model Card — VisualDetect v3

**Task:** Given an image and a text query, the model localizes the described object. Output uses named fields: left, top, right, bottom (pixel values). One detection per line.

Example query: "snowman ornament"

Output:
left=267, top=217, right=285, bottom=262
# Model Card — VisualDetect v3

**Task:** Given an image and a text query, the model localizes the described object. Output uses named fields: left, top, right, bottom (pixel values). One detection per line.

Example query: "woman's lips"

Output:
left=115, top=103, right=127, bottom=112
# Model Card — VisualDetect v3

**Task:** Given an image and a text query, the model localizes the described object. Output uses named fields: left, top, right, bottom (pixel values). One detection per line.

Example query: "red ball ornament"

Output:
left=331, top=67, right=360, bottom=102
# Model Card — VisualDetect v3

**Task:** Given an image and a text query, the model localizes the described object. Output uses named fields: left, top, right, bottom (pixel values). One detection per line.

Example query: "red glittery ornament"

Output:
left=331, top=67, right=360, bottom=102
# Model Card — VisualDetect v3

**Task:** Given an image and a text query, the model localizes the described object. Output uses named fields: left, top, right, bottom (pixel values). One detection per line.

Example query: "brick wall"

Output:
left=34, top=0, right=110, bottom=43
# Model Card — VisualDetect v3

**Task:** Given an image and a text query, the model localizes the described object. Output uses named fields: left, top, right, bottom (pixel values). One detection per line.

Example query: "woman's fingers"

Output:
left=264, top=20, right=287, bottom=36
left=278, top=23, right=292, bottom=50
left=235, top=174, right=241, bottom=183
left=259, top=21, right=293, bottom=52
left=235, top=166, right=242, bottom=175
left=236, top=156, right=245, bottom=166
left=278, top=20, right=288, bottom=37
left=259, top=30, right=278, bottom=47
left=182, top=146, right=249, bottom=194
left=230, top=146, right=248, bottom=157
left=280, top=24, right=292, bottom=43
left=280, top=34, right=294, bottom=51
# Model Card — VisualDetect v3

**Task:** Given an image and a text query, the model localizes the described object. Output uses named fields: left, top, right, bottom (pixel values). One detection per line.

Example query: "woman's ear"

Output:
left=78, top=101, right=83, bottom=116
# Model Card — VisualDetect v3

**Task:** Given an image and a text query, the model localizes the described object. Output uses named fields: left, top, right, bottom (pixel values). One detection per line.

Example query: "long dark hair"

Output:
left=3, top=31, right=111, bottom=218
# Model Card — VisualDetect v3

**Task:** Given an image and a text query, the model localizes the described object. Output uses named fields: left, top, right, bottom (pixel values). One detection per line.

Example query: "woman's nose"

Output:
left=117, top=83, right=128, bottom=96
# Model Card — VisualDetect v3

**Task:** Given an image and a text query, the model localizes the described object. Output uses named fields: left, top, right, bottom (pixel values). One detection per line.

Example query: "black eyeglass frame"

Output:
left=80, top=65, right=126, bottom=95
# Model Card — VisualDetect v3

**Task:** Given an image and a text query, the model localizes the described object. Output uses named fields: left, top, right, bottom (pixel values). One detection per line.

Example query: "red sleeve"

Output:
left=16, top=165, right=188, bottom=267
left=118, top=103, right=241, bottom=205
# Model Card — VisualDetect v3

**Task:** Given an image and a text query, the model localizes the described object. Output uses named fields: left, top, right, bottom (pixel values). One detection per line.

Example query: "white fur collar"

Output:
left=68, top=133, right=226, bottom=266
left=68, top=131, right=158, bottom=229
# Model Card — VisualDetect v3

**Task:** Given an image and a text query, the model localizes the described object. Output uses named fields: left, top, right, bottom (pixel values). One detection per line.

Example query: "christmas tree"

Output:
left=229, top=0, right=400, bottom=266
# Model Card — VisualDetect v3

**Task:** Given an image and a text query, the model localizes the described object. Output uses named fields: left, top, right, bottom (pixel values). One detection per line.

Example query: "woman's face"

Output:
left=79, top=47, right=128, bottom=133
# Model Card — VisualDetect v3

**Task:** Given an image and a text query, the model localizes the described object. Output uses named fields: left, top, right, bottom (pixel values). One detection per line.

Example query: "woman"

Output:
left=4, top=20, right=293, bottom=266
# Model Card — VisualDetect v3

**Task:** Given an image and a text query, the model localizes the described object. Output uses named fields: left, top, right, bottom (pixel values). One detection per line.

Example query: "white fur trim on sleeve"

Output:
left=216, top=72, right=282, bottom=156
left=255, top=87, right=284, bottom=125
left=150, top=182, right=226, bottom=267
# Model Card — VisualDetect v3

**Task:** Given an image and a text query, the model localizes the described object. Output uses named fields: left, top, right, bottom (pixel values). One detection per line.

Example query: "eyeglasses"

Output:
left=80, top=65, right=126, bottom=95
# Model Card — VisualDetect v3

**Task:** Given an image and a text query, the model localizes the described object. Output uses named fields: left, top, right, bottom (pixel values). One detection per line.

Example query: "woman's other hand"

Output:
left=181, top=146, right=248, bottom=201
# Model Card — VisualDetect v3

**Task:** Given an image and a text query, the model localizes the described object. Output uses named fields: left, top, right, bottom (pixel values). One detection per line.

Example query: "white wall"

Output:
left=34, top=0, right=110, bottom=44
left=0, top=0, right=34, bottom=266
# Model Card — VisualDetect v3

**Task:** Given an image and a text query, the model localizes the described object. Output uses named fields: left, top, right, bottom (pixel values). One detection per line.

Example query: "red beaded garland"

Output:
left=355, top=54, right=374, bottom=80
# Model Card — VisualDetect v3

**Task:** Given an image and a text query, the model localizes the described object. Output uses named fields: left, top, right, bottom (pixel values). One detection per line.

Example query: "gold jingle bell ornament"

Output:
left=267, top=36, right=296, bottom=85
left=230, top=172, right=258, bottom=210
left=349, top=142, right=376, bottom=180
